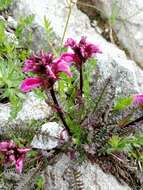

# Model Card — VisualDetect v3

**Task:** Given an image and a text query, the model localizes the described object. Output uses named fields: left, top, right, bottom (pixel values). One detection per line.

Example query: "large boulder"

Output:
left=78, top=0, right=143, bottom=68
left=45, top=154, right=131, bottom=190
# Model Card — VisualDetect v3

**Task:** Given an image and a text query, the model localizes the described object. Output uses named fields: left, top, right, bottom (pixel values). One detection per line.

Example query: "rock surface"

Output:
left=0, top=93, right=51, bottom=126
left=46, top=154, right=131, bottom=190
left=79, top=0, right=143, bottom=68
left=31, top=122, right=68, bottom=150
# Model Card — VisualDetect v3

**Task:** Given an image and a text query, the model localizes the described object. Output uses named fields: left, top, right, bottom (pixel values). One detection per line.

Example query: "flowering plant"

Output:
left=0, top=1, right=143, bottom=188
left=20, top=37, right=101, bottom=136
left=0, top=36, right=143, bottom=189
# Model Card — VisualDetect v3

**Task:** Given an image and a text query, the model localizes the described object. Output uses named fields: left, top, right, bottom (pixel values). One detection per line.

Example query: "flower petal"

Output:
left=64, top=38, right=76, bottom=48
left=17, top=147, right=31, bottom=154
left=46, top=65, right=57, bottom=79
left=20, top=77, right=43, bottom=92
left=0, top=141, right=15, bottom=152
left=132, top=94, right=143, bottom=106
left=86, top=44, right=102, bottom=54
left=0, top=142, right=10, bottom=152
left=9, top=154, right=16, bottom=164
left=60, top=52, right=75, bottom=64
left=53, top=60, right=73, bottom=77
left=16, top=156, right=24, bottom=173
left=23, top=59, right=35, bottom=73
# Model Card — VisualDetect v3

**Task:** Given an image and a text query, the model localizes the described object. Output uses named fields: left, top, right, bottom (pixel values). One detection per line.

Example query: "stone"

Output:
left=0, top=92, right=51, bottom=126
left=7, top=16, right=17, bottom=29
left=31, top=122, right=69, bottom=150
left=46, top=154, right=131, bottom=190
left=78, top=0, right=143, bottom=68
left=0, top=103, right=11, bottom=126
left=5, top=31, right=18, bottom=45
left=0, top=15, right=5, bottom=22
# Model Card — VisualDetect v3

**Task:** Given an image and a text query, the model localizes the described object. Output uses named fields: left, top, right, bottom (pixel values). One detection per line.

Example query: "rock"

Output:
left=0, top=15, right=5, bottom=22
left=7, top=16, right=17, bottom=29
left=0, top=13, right=18, bottom=45
left=10, top=0, right=59, bottom=52
left=31, top=122, right=69, bottom=150
left=46, top=154, right=131, bottom=190
left=11, top=0, right=143, bottom=94
left=0, top=92, right=51, bottom=126
left=78, top=0, right=143, bottom=68
left=0, top=103, right=11, bottom=126
left=5, top=31, right=18, bottom=45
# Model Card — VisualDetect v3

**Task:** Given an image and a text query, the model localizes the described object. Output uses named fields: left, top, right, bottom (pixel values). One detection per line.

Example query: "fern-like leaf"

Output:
left=64, top=164, right=84, bottom=190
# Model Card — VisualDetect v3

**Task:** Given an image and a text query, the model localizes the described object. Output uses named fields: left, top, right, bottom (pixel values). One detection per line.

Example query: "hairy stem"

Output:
left=79, top=66, right=83, bottom=97
left=50, top=87, right=71, bottom=135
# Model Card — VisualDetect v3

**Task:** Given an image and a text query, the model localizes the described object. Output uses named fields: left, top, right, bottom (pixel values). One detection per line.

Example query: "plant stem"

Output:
left=122, top=115, right=143, bottom=128
left=79, top=66, right=83, bottom=97
left=50, top=87, right=71, bottom=135
left=60, top=0, right=72, bottom=49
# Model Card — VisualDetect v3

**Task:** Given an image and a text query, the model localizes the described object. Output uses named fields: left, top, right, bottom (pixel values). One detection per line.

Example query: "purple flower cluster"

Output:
left=21, top=50, right=72, bottom=92
left=21, top=37, right=101, bottom=92
left=62, top=37, right=101, bottom=70
left=0, top=141, right=30, bottom=173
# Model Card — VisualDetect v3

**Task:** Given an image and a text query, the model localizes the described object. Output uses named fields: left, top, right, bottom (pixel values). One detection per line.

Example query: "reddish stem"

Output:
left=50, top=87, right=72, bottom=136
left=79, top=65, right=83, bottom=97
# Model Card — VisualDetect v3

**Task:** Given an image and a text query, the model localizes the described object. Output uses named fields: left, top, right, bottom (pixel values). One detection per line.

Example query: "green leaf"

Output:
left=0, top=0, right=12, bottom=11
left=15, top=15, right=35, bottom=39
left=132, top=134, right=143, bottom=146
left=35, top=176, right=45, bottom=189
left=108, top=135, right=130, bottom=153
left=0, top=21, right=6, bottom=43
left=44, top=16, right=53, bottom=37
left=114, top=96, right=132, bottom=110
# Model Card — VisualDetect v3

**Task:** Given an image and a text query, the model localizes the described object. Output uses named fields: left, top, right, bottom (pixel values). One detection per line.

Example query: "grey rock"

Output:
left=31, top=122, right=69, bottom=150
left=5, top=31, right=18, bottom=45
left=7, top=16, right=17, bottom=29
left=0, top=15, right=5, bottom=21
left=0, top=92, right=51, bottom=126
left=46, top=154, right=131, bottom=190
left=81, top=0, right=143, bottom=68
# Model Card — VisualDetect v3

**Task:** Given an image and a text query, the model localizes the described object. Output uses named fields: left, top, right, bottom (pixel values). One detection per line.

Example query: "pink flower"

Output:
left=64, top=36, right=102, bottom=67
left=20, top=77, right=44, bottom=92
left=23, top=51, right=54, bottom=74
left=21, top=51, right=73, bottom=92
left=132, top=94, right=143, bottom=107
left=65, top=38, right=76, bottom=48
left=0, top=141, right=15, bottom=152
left=52, top=59, right=73, bottom=78
left=0, top=141, right=30, bottom=173
left=60, top=52, right=81, bottom=64
left=16, top=155, right=24, bottom=174
left=60, top=52, right=76, bottom=63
